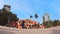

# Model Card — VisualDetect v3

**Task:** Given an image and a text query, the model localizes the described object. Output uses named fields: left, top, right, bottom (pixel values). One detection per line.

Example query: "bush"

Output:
left=43, top=21, right=53, bottom=28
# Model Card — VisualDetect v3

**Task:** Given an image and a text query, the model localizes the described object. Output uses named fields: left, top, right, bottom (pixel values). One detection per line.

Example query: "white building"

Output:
left=3, top=5, right=11, bottom=11
left=43, top=13, right=50, bottom=22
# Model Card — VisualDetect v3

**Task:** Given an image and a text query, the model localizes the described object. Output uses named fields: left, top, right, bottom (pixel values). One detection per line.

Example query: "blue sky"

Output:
left=0, top=0, right=60, bottom=23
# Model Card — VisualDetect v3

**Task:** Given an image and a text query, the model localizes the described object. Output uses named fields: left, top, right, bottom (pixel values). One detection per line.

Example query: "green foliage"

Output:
left=43, top=21, right=53, bottom=28
left=0, top=8, right=18, bottom=26
left=30, top=15, right=33, bottom=18
left=43, top=20, right=60, bottom=28
left=52, top=20, right=60, bottom=26
left=34, top=14, right=38, bottom=19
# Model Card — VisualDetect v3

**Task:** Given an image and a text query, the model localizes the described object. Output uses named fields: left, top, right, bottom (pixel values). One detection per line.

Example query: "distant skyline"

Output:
left=0, top=0, right=60, bottom=23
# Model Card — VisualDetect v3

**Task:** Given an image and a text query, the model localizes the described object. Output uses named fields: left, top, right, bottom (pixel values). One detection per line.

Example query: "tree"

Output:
left=30, top=15, right=33, bottom=18
left=57, top=21, right=60, bottom=26
left=52, top=20, right=60, bottom=26
left=0, top=8, right=18, bottom=26
left=34, top=14, right=38, bottom=19
left=43, top=20, right=53, bottom=28
left=34, top=14, right=38, bottom=22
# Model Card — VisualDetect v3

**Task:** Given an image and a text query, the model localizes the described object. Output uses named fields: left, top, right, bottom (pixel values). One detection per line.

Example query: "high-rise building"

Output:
left=43, top=13, right=50, bottom=22
left=3, top=5, right=11, bottom=11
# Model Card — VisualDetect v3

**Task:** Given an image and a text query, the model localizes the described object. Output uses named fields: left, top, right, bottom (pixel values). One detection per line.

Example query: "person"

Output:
left=21, top=20, right=26, bottom=29
left=16, top=21, right=22, bottom=29
left=40, top=24, right=45, bottom=29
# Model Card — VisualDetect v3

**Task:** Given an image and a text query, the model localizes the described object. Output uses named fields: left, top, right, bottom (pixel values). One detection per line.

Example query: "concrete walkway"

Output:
left=0, top=26, right=60, bottom=34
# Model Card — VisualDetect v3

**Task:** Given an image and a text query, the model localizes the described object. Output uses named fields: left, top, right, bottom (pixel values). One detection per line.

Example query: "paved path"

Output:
left=0, top=26, right=60, bottom=34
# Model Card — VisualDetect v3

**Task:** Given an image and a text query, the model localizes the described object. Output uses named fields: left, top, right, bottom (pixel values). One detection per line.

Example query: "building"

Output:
left=0, top=5, right=11, bottom=13
left=3, top=5, right=11, bottom=11
left=43, top=13, right=50, bottom=22
left=23, top=19, right=39, bottom=29
left=15, top=19, right=40, bottom=29
left=0, top=5, right=11, bottom=12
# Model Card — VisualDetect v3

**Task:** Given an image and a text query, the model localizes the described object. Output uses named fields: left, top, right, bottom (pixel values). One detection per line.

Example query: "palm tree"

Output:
left=30, top=15, right=33, bottom=18
left=34, top=14, right=38, bottom=22
left=34, top=14, right=38, bottom=19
